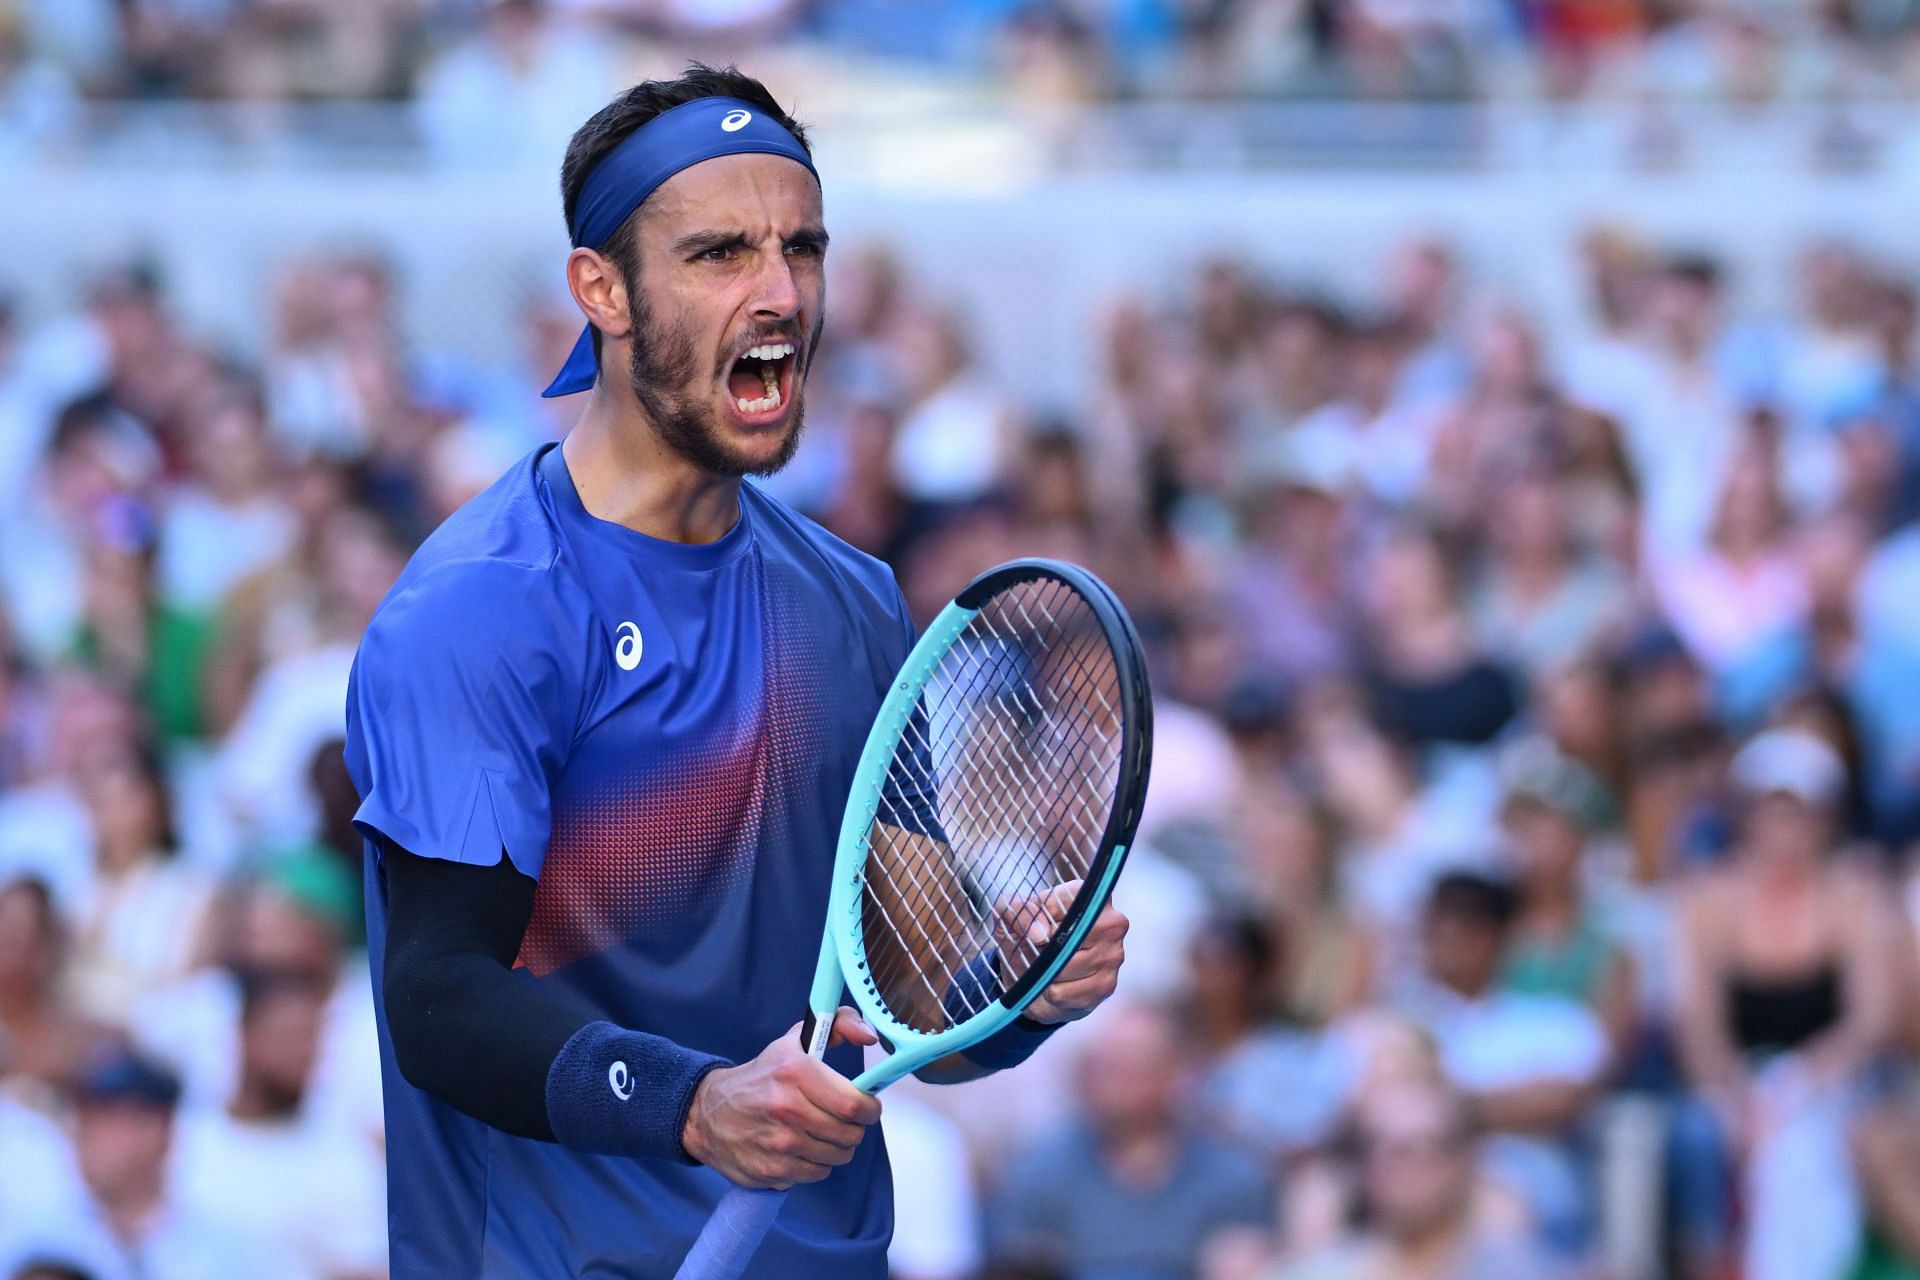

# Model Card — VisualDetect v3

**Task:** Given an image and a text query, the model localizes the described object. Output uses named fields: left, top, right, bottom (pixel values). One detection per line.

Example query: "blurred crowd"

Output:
left=10, top=212, right=1920, bottom=1280
left=9, top=0, right=1920, bottom=145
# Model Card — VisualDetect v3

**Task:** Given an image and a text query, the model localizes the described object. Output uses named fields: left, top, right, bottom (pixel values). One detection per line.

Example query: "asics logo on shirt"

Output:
left=614, top=621, right=643, bottom=671
left=608, top=1061, right=633, bottom=1101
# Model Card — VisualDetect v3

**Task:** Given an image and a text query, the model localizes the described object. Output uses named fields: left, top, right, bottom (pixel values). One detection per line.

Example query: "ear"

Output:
left=565, top=247, right=632, bottom=342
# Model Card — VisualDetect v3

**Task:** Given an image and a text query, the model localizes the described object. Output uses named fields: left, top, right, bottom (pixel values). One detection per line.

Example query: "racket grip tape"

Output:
left=672, top=1185, right=788, bottom=1280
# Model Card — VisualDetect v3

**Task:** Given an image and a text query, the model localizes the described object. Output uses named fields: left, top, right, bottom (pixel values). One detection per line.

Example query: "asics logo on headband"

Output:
left=721, top=109, right=751, bottom=132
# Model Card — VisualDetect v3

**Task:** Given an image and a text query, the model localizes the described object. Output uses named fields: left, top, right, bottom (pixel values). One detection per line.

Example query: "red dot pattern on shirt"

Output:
left=515, top=559, right=832, bottom=977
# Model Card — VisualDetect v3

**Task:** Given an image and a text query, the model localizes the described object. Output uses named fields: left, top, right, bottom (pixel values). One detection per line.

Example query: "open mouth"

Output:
left=725, top=340, right=798, bottom=421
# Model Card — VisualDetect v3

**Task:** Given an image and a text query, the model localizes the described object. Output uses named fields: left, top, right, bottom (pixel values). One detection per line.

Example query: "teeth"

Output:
left=732, top=345, right=790, bottom=415
left=735, top=379, right=784, bottom=415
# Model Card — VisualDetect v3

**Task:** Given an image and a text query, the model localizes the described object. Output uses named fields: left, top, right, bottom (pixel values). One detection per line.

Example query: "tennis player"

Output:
left=343, top=65, right=1128, bottom=1278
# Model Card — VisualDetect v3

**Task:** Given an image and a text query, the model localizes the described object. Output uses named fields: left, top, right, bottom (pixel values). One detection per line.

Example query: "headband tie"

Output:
left=543, top=96, right=819, bottom=398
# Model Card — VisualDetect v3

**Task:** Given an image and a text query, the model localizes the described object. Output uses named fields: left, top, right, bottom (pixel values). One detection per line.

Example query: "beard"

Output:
left=625, top=286, right=811, bottom=479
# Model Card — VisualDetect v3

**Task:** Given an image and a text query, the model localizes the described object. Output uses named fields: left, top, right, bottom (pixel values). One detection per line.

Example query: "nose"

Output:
left=749, top=249, right=802, bottom=324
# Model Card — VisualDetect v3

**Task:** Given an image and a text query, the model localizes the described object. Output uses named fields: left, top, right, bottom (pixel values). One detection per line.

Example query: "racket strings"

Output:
left=856, top=578, right=1125, bottom=1034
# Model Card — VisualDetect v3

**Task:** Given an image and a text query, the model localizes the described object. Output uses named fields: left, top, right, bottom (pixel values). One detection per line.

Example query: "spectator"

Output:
left=1467, top=460, right=1632, bottom=674
left=152, top=378, right=296, bottom=682
left=1851, top=1080, right=1920, bottom=1280
left=415, top=0, right=620, bottom=166
left=0, top=1091, right=93, bottom=1273
left=1186, top=913, right=1357, bottom=1164
left=0, top=876, right=114, bottom=1099
left=1360, top=523, right=1521, bottom=748
left=1303, top=697, right=1496, bottom=953
left=989, top=1000, right=1274, bottom=1280
left=1423, top=307, right=1556, bottom=526
left=0, top=395, right=156, bottom=668
left=1228, top=466, right=1359, bottom=692
left=167, top=971, right=385, bottom=1280
left=1654, top=436, right=1810, bottom=678
left=1672, top=726, right=1901, bottom=1280
left=213, top=507, right=403, bottom=855
left=1395, top=871, right=1609, bottom=1251
left=67, top=743, right=212, bottom=1022
left=1271, top=1079, right=1568, bottom=1280
left=889, top=305, right=1017, bottom=510
left=64, top=1049, right=273, bottom=1278
left=1601, top=254, right=1749, bottom=563
left=1497, top=745, right=1640, bottom=1060
left=1236, top=785, right=1375, bottom=1027
left=129, top=854, right=378, bottom=1145
left=1285, top=318, right=1435, bottom=510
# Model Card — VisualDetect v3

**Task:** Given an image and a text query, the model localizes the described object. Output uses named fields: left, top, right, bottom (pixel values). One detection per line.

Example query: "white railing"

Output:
left=8, top=98, right=1920, bottom=180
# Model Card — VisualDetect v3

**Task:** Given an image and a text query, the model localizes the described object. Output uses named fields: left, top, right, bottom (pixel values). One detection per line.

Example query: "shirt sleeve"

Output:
left=887, top=578, right=919, bottom=666
left=345, top=562, right=579, bottom=880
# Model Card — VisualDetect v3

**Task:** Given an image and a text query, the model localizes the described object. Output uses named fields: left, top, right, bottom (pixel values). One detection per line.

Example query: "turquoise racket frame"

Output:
left=796, top=558, right=1152, bottom=1086
left=806, top=596, right=1130, bottom=1087
left=675, top=559, right=1152, bottom=1280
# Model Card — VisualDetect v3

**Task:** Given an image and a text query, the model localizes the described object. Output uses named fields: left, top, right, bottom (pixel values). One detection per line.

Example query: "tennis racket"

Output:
left=673, top=557, right=1153, bottom=1280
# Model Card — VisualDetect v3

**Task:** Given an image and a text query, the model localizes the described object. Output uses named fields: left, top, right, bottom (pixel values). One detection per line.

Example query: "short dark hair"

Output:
left=559, top=64, right=811, bottom=366
left=237, top=967, right=330, bottom=1026
left=10, top=1263, right=101, bottom=1280
left=1665, top=252, right=1723, bottom=292
left=1426, top=871, right=1519, bottom=932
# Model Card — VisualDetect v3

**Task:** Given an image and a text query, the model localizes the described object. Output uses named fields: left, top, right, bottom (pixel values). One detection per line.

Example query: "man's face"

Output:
left=240, top=986, right=325, bottom=1114
left=1744, top=790, right=1831, bottom=864
left=1423, top=908, right=1503, bottom=998
left=1077, top=1005, right=1184, bottom=1136
left=76, top=1101, right=172, bottom=1204
left=1360, top=1088, right=1475, bottom=1242
left=619, top=152, right=826, bottom=478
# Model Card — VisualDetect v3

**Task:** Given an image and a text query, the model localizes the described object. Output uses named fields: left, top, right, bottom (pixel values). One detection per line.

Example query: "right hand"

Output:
left=680, top=1007, right=882, bottom=1190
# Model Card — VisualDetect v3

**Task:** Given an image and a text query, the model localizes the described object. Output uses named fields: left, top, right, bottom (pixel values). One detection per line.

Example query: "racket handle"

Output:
left=675, top=1008, right=834, bottom=1278
left=673, top=1185, right=788, bottom=1280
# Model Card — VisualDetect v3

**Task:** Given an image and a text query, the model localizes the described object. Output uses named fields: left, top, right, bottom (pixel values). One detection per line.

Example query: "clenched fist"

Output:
left=680, top=1007, right=882, bottom=1189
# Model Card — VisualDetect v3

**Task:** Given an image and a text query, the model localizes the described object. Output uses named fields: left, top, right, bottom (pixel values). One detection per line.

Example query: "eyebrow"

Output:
left=671, top=225, right=831, bottom=257
left=673, top=229, right=751, bottom=257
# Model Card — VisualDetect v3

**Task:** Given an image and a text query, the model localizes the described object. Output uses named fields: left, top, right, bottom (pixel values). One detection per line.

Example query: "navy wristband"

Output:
left=960, top=1014, right=1061, bottom=1072
left=544, top=1021, right=728, bottom=1162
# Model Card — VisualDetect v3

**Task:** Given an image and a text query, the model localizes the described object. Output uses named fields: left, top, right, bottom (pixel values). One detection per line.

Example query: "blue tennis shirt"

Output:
left=344, top=443, right=913, bottom=1278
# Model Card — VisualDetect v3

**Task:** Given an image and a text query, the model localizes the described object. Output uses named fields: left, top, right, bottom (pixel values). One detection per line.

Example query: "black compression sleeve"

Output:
left=382, top=846, right=589, bottom=1140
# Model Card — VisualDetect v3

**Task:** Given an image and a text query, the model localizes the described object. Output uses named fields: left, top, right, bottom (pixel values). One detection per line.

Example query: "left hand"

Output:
left=998, top=881, right=1129, bottom=1026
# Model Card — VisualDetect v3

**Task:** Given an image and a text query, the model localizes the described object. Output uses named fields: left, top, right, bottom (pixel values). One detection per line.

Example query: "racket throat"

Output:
left=799, top=1009, right=835, bottom=1059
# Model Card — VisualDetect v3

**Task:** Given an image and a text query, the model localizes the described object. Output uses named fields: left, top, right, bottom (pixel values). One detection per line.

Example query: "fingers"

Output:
left=1040, top=967, right=1121, bottom=1013
left=1029, top=903, right=1128, bottom=1023
left=700, top=1022, right=883, bottom=1188
left=1084, top=904, right=1130, bottom=945
left=826, top=1005, right=878, bottom=1048
left=1002, top=886, right=1127, bottom=948
left=995, top=880, right=1083, bottom=965
left=1042, top=908, right=1128, bottom=983
left=744, top=1061, right=874, bottom=1187
left=790, top=1055, right=883, bottom=1128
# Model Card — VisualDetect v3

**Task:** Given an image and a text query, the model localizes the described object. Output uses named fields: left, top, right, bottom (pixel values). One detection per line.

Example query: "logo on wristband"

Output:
left=608, top=1061, right=633, bottom=1101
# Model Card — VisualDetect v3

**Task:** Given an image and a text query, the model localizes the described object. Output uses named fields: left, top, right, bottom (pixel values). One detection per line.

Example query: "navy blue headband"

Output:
left=543, top=95, right=819, bottom=398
